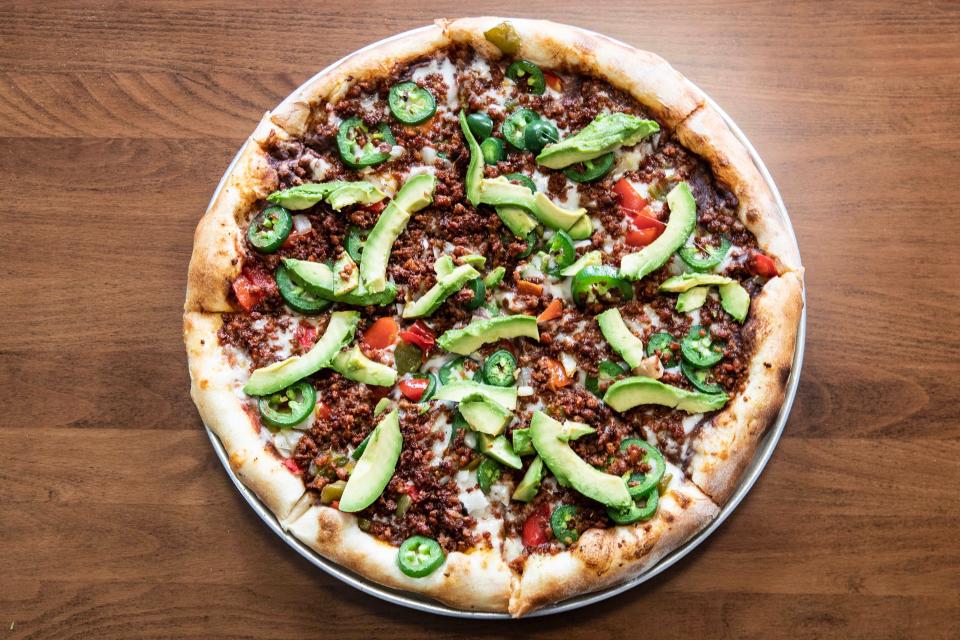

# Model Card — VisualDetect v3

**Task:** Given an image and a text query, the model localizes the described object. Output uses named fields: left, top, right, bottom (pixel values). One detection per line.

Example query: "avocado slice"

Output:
left=437, top=315, right=539, bottom=355
left=560, top=250, right=602, bottom=277
left=460, top=254, right=486, bottom=268
left=266, top=181, right=349, bottom=209
left=244, top=310, right=360, bottom=395
left=339, top=409, right=402, bottom=512
left=530, top=411, right=632, bottom=509
left=496, top=204, right=539, bottom=238
left=479, top=177, right=589, bottom=236
left=434, top=255, right=455, bottom=278
left=458, top=393, right=513, bottom=436
left=402, top=263, right=481, bottom=319
left=676, top=285, right=709, bottom=312
left=332, top=251, right=359, bottom=296
left=433, top=380, right=518, bottom=410
left=459, top=110, right=484, bottom=206
left=326, top=182, right=387, bottom=211
left=476, top=433, right=522, bottom=469
left=620, top=182, right=697, bottom=281
left=330, top=345, right=397, bottom=387
left=284, top=258, right=397, bottom=306
left=566, top=213, right=593, bottom=241
left=511, top=427, right=534, bottom=455
left=536, top=113, right=660, bottom=169
left=659, top=272, right=733, bottom=292
left=511, top=456, right=544, bottom=502
left=596, top=308, right=646, bottom=369
left=558, top=420, right=596, bottom=441
left=266, top=180, right=386, bottom=211
left=359, top=173, right=436, bottom=293
left=603, top=376, right=728, bottom=413
left=719, top=282, right=750, bottom=322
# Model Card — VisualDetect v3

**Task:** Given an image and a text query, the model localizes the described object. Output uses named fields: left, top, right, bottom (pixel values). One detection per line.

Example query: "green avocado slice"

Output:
left=659, top=272, right=733, bottom=292
left=283, top=258, right=397, bottom=306
left=603, top=376, right=728, bottom=413
left=620, top=182, right=697, bottom=281
left=266, top=180, right=386, bottom=210
left=560, top=250, right=602, bottom=277
left=433, top=381, right=518, bottom=410
left=243, top=310, right=360, bottom=395
left=359, top=173, right=436, bottom=293
left=459, top=110, right=484, bottom=206
left=436, top=315, right=539, bottom=355
left=458, top=393, right=513, bottom=436
left=536, top=113, right=660, bottom=169
left=557, top=420, right=595, bottom=441
left=330, top=345, right=397, bottom=387
left=566, top=213, right=594, bottom=240
left=596, top=308, right=646, bottom=369
left=719, top=282, right=750, bottom=322
left=475, top=177, right=589, bottom=235
left=511, top=427, right=534, bottom=455
left=326, top=182, right=387, bottom=211
left=511, top=456, right=544, bottom=502
left=332, top=251, right=359, bottom=296
left=402, top=263, right=481, bottom=319
left=530, top=411, right=632, bottom=509
left=339, top=409, right=402, bottom=512
left=476, top=433, right=522, bottom=469
left=676, top=285, right=709, bottom=312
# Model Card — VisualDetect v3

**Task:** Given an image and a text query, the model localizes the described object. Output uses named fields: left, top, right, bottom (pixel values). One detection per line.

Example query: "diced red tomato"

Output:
left=362, top=317, right=399, bottom=350
left=365, top=200, right=386, bottom=215
left=522, top=504, right=552, bottom=547
left=750, top=252, right=779, bottom=278
left=614, top=178, right=647, bottom=214
left=398, top=377, right=429, bottom=402
left=629, top=206, right=664, bottom=226
left=626, top=226, right=662, bottom=247
left=399, top=320, right=435, bottom=352
left=231, top=267, right=277, bottom=311
left=295, top=323, right=317, bottom=349
left=281, top=230, right=301, bottom=249
left=544, top=358, right=571, bottom=390
left=282, top=458, right=301, bottom=474
left=315, top=402, right=332, bottom=421
left=544, top=71, right=563, bottom=92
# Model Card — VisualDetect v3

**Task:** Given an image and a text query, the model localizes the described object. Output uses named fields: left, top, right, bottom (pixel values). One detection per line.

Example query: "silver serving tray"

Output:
left=203, top=23, right=806, bottom=619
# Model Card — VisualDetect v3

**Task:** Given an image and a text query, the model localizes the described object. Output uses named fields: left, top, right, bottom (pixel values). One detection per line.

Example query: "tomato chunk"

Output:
left=315, top=402, right=332, bottom=421
left=398, top=377, right=429, bottom=402
left=750, top=252, right=779, bottom=278
left=295, top=323, right=317, bottom=349
left=399, top=320, right=435, bottom=352
left=362, top=317, right=399, bottom=350
left=614, top=178, right=647, bottom=214
left=231, top=267, right=276, bottom=311
left=522, top=504, right=551, bottom=547
left=544, top=71, right=563, bottom=92
left=626, top=226, right=662, bottom=247
left=282, top=458, right=301, bottom=474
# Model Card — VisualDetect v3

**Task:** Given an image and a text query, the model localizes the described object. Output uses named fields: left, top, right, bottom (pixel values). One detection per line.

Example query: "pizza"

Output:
left=183, top=17, right=804, bottom=616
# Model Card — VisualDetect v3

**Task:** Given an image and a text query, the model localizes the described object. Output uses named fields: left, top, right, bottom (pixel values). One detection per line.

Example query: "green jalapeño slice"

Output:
left=248, top=206, right=293, bottom=253
left=681, top=325, right=725, bottom=368
left=388, top=81, right=436, bottom=125
left=337, top=117, right=396, bottom=169
left=506, top=60, right=546, bottom=95
left=563, top=152, right=615, bottom=183
left=257, top=381, right=316, bottom=429
left=275, top=264, right=332, bottom=315
left=397, top=535, right=446, bottom=578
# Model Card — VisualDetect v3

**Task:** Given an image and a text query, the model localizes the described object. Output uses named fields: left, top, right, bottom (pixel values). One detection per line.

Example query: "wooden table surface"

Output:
left=2, top=1, right=958, bottom=638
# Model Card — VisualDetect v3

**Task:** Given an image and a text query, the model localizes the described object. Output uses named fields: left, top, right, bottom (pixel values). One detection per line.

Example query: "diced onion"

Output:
left=292, top=214, right=312, bottom=233
left=421, top=147, right=437, bottom=164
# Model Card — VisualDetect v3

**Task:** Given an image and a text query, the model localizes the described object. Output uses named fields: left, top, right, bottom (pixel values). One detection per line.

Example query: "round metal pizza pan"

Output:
left=202, top=22, right=806, bottom=619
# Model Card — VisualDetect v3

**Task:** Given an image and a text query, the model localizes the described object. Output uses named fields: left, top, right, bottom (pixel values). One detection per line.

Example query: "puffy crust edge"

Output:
left=442, top=17, right=705, bottom=128
left=509, top=479, right=719, bottom=616
left=184, top=114, right=282, bottom=312
left=688, top=271, right=804, bottom=504
left=285, top=504, right=513, bottom=613
left=184, top=312, right=306, bottom=518
left=675, top=104, right=803, bottom=272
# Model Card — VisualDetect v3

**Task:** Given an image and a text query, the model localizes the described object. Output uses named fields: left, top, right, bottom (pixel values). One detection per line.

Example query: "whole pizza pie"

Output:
left=184, top=17, right=804, bottom=616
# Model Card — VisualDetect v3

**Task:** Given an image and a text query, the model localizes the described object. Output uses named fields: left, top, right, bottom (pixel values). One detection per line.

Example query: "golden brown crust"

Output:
left=286, top=504, right=513, bottom=612
left=184, top=115, right=281, bottom=312
left=443, top=17, right=705, bottom=128
left=675, top=104, right=803, bottom=272
left=687, top=271, right=804, bottom=504
left=184, top=312, right=306, bottom=518
left=509, top=478, right=719, bottom=616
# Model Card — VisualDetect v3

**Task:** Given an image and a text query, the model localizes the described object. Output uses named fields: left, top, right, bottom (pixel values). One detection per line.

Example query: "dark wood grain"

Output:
left=2, top=1, right=958, bottom=637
